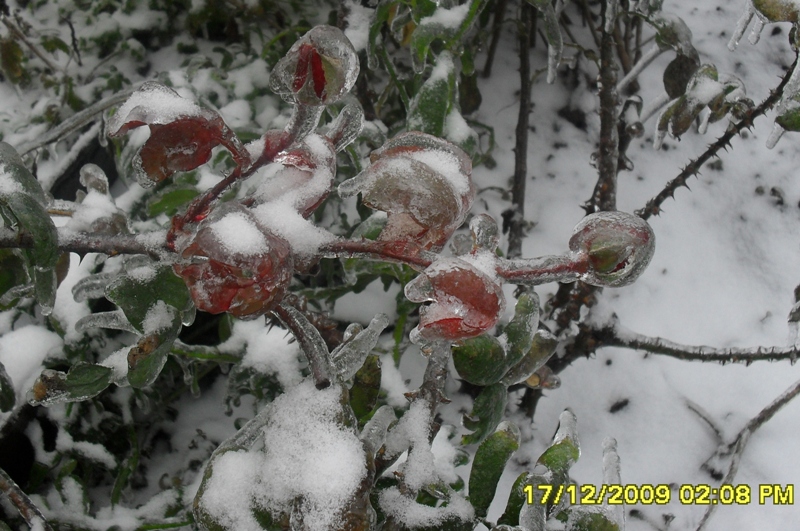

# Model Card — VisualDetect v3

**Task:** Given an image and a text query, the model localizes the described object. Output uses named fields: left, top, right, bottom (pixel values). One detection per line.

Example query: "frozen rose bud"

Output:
left=269, top=25, right=359, bottom=106
left=569, top=211, right=655, bottom=288
left=172, top=203, right=293, bottom=319
left=753, top=0, right=799, bottom=22
left=406, top=258, right=505, bottom=343
left=107, top=82, right=249, bottom=187
left=338, top=132, right=474, bottom=252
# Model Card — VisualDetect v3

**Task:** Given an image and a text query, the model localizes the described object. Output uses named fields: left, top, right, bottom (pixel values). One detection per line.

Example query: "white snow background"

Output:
left=0, top=1, right=799, bottom=530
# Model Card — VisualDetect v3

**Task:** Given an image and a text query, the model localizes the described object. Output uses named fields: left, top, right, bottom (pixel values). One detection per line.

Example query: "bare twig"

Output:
left=637, top=53, right=799, bottom=220
left=16, top=87, right=137, bottom=156
left=593, top=320, right=800, bottom=364
left=0, top=466, right=55, bottom=531
left=482, top=0, right=508, bottom=78
left=507, top=2, right=533, bottom=259
left=695, top=378, right=800, bottom=531
left=1, top=14, right=61, bottom=75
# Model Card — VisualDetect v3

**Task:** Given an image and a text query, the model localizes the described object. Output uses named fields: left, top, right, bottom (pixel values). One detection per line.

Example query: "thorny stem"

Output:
left=589, top=0, right=620, bottom=213
left=636, top=52, right=800, bottom=220
left=272, top=303, right=333, bottom=389
left=695, top=378, right=800, bottom=531
left=592, top=321, right=800, bottom=364
left=0, top=466, right=55, bottom=531
left=508, top=3, right=533, bottom=260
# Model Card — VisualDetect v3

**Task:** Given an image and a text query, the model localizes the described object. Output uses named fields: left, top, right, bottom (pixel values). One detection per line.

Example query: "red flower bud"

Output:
left=172, top=203, right=293, bottom=319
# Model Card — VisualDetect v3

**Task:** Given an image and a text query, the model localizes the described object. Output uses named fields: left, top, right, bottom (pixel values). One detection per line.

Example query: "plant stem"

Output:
left=591, top=320, right=800, bottom=364
left=508, top=2, right=533, bottom=259
left=696, top=378, right=800, bottom=531
left=615, top=44, right=662, bottom=94
left=0, top=466, right=54, bottom=531
left=272, top=303, right=333, bottom=389
left=482, top=0, right=508, bottom=78
left=637, top=52, right=799, bottom=220
left=0, top=227, right=167, bottom=257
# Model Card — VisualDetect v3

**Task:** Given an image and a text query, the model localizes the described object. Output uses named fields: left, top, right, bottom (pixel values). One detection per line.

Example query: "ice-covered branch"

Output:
left=616, top=44, right=663, bottom=94
left=695, top=378, right=800, bottom=531
left=0, top=226, right=167, bottom=258
left=0, top=466, right=55, bottom=531
left=272, top=303, right=334, bottom=389
left=595, top=321, right=800, bottom=364
left=636, top=52, right=799, bottom=220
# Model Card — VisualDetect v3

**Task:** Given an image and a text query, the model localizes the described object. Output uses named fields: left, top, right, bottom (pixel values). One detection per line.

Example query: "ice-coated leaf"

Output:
left=526, top=0, right=563, bottom=83
left=146, top=184, right=199, bottom=217
left=569, top=211, right=655, bottom=288
left=452, top=335, right=509, bottom=386
left=107, top=82, right=248, bottom=186
left=349, top=354, right=382, bottom=420
left=650, top=13, right=698, bottom=58
left=0, top=249, right=29, bottom=307
left=462, top=383, right=508, bottom=445
left=0, top=361, right=14, bottom=412
left=332, top=313, right=389, bottom=381
left=106, top=262, right=192, bottom=333
left=0, top=142, right=59, bottom=314
left=360, top=404, right=396, bottom=455
left=566, top=510, right=621, bottom=531
left=127, top=319, right=182, bottom=388
left=537, top=409, right=580, bottom=478
left=325, top=98, right=365, bottom=152
left=502, top=292, right=540, bottom=368
left=752, top=0, right=800, bottom=22
left=28, top=363, right=113, bottom=406
left=500, top=330, right=558, bottom=386
left=497, top=472, right=528, bottom=527
left=468, top=421, right=520, bottom=518
left=407, top=258, right=504, bottom=343
left=408, top=51, right=456, bottom=137
left=601, top=437, right=624, bottom=528
left=75, top=310, right=139, bottom=334
left=269, top=25, right=359, bottom=106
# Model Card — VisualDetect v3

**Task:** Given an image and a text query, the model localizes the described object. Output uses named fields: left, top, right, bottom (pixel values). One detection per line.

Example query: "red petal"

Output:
left=310, top=47, right=326, bottom=100
left=293, top=43, right=312, bottom=94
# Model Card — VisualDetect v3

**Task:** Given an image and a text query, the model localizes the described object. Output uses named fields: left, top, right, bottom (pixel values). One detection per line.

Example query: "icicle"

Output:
left=602, top=438, right=624, bottom=527
left=547, top=45, right=560, bottom=84
left=748, top=12, right=767, bottom=45
left=698, top=108, right=712, bottom=134
left=728, top=1, right=755, bottom=51
left=360, top=405, right=396, bottom=454
left=325, top=99, right=364, bottom=152
left=604, top=0, right=619, bottom=34
left=75, top=310, right=137, bottom=334
left=331, top=313, right=390, bottom=381
left=553, top=409, right=579, bottom=451
left=766, top=122, right=785, bottom=149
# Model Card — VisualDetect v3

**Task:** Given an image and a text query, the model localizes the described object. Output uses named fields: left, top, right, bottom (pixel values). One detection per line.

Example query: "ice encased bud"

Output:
left=269, top=25, right=360, bottom=106
left=569, top=211, right=655, bottom=287
left=406, top=258, right=505, bottom=343
left=172, top=202, right=293, bottom=319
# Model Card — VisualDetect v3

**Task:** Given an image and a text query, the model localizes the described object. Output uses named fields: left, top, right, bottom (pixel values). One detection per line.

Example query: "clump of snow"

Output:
left=219, top=99, right=252, bottom=129
left=56, top=428, right=117, bottom=469
left=53, top=253, right=94, bottom=344
left=219, top=319, right=303, bottom=389
left=0, top=326, right=63, bottom=407
left=210, top=211, right=268, bottom=256
left=199, top=449, right=266, bottom=530
left=64, top=190, right=121, bottom=232
left=142, top=300, right=176, bottom=334
left=419, top=3, right=470, bottom=29
left=378, top=486, right=474, bottom=528
left=107, top=81, right=201, bottom=135
left=255, top=380, right=367, bottom=530
left=99, top=347, right=130, bottom=384
left=252, top=201, right=335, bottom=258
left=0, top=177, right=23, bottom=196
left=343, top=0, right=372, bottom=52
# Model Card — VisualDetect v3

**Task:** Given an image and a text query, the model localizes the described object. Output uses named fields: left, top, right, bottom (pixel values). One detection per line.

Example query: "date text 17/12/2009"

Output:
left=523, top=484, right=794, bottom=506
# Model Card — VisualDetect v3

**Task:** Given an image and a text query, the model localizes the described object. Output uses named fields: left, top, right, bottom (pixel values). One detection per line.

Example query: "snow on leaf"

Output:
left=107, top=82, right=249, bottom=187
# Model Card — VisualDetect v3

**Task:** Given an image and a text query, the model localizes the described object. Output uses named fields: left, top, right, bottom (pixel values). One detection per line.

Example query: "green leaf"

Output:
left=105, top=264, right=192, bottom=333
left=566, top=509, right=621, bottom=531
left=502, top=292, right=540, bottom=368
left=452, top=335, right=509, bottom=386
left=0, top=248, right=29, bottom=306
left=468, top=421, right=520, bottom=518
left=497, top=472, right=528, bottom=526
left=537, top=410, right=580, bottom=483
left=0, top=360, right=15, bottom=412
left=127, top=320, right=182, bottom=388
left=146, top=185, right=199, bottom=217
left=65, top=363, right=114, bottom=400
left=462, top=382, right=507, bottom=445
left=0, top=142, right=59, bottom=313
left=407, top=51, right=457, bottom=136
left=40, top=35, right=71, bottom=55
left=500, top=330, right=558, bottom=386
left=349, top=354, right=382, bottom=421
left=0, top=38, right=27, bottom=85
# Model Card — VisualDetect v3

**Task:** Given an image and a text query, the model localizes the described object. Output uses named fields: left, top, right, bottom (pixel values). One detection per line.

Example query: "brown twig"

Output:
left=482, top=0, right=509, bottom=78
left=636, top=53, right=799, bottom=220
left=507, top=3, right=533, bottom=259
left=0, top=466, right=55, bottom=531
